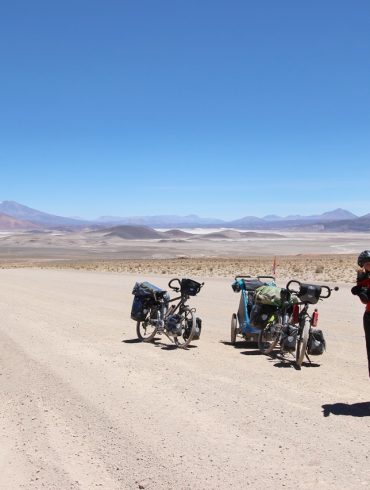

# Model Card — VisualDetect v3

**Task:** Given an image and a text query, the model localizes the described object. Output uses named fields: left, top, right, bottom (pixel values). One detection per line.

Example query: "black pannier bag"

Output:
left=307, top=328, right=326, bottom=355
left=131, top=296, right=150, bottom=321
left=298, top=283, right=322, bottom=304
left=184, top=316, right=202, bottom=339
left=280, top=324, right=298, bottom=352
left=249, top=304, right=277, bottom=329
left=181, top=278, right=202, bottom=296
left=131, top=281, right=166, bottom=322
left=193, top=317, right=202, bottom=340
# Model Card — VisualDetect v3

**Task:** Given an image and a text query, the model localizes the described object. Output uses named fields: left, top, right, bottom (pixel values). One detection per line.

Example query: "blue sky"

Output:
left=0, top=0, right=369, bottom=219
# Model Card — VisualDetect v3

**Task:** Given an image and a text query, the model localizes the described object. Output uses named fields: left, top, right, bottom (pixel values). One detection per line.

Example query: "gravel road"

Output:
left=0, top=269, right=369, bottom=489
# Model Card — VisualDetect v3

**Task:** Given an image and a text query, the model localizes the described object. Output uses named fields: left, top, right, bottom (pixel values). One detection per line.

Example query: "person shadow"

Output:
left=322, top=402, right=370, bottom=417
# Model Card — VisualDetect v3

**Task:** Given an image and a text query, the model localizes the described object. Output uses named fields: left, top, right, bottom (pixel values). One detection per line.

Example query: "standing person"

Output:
left=351, top=250, right=370, bottom=378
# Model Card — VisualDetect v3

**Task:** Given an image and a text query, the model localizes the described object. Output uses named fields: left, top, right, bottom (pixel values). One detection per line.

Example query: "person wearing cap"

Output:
left=351, top=250, right=370, bottom=378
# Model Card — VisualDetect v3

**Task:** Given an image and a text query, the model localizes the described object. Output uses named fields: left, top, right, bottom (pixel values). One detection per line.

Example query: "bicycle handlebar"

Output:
left=286, top=280, right=301, bottom=294
left=168, top=278, right=181, bottom=292
left=319, top=285, right=339, bottom=298
left=168, top=278, right=205, bottom=295
left=286, top=280, right=339, bottom=299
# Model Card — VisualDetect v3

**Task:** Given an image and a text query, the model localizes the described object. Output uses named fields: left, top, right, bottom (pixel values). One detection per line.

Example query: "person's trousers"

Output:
left=363, top=311, right=370, bottom=378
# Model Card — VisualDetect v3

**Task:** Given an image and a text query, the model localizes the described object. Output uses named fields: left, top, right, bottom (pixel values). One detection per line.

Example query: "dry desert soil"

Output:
left=1, top=267, right=369, bottom=490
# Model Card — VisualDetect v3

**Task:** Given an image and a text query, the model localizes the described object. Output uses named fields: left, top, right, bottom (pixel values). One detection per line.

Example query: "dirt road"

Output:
left=0, top=269, right=369, bottom=489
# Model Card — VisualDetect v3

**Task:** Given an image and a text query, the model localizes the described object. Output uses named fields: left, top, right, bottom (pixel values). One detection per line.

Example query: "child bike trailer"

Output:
left=230, top=275, right=276, bottom=344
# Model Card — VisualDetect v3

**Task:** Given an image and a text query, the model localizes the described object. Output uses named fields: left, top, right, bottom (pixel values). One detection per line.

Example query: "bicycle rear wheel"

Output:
left=258, top=321, right=281, bottom=354
left=136, top=306, right=158, bottom=342
left=296, top=318, right=310, bottom=369
left=174, top=307, right=195, bottom=348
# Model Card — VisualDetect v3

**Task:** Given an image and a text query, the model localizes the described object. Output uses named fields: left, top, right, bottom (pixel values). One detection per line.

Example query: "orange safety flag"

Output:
left=272, top=256, right=277, bottom=276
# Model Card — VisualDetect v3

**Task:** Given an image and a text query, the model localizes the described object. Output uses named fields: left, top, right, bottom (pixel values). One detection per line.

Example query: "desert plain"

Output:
left=0, top=229, right=370, bottom=489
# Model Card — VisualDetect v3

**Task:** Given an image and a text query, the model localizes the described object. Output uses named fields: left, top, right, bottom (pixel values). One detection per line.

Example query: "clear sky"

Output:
left=0, top=0, right=369, bottom=219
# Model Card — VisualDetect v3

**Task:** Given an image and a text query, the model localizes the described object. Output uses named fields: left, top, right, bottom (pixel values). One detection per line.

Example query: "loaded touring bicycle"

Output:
left=131, top=277, right=204, bottom=348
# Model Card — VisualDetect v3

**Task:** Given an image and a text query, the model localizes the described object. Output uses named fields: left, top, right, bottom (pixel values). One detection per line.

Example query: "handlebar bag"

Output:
left=181, top=278, right=202, bottom=296
left=298, top=284, right=322, bottom=304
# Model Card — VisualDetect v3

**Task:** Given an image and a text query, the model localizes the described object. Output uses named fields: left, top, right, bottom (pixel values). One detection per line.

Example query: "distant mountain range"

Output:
left=0, top=201, right=86, bottom=227
left=101, top=226, right=283, bottom=240
left=0, top=200, right=369, bottom=232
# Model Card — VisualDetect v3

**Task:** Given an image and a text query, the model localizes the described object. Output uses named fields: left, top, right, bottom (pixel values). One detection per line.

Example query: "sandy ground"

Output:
left=0, top=229, right=369, bottom=260
left=0, top=268, right=369, bottom=490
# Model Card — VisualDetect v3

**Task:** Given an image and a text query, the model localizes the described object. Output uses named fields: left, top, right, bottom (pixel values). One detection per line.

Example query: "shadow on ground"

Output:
left=322, top=402, right=370, bottom=417
left=122, top=337, right=196, bottom=350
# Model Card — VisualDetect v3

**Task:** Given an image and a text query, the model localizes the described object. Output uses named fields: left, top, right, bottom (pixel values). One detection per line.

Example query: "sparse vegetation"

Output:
left=0, top=254, right=357, bottom=282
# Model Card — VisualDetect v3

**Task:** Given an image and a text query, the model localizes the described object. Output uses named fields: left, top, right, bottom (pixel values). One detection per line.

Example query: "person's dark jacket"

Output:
left=352, top=271, right=370, bottom=312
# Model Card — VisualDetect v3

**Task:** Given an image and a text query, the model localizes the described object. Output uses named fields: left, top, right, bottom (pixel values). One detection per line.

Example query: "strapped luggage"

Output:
left=232, top=278, right=265, bottom=293
left=254, top=285, right=284, bottom=306
left=249, top=304, right=277, bottom=329
left=132, top=281, right=167, bottom=300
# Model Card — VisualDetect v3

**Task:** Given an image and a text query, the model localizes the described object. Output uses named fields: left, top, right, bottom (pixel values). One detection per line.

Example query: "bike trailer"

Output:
left=232, top=277, right=266, bottom=293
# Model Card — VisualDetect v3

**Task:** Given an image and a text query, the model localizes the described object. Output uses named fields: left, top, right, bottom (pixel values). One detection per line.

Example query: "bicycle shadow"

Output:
left=122, top=338, right=196, bottom=350
left=220, top=340, right=259, bottom=351
left=265, top=353, right=321, bottom=370
left=322, top=402, right=370, bottom=417
left=122, top=338, right=143, bottom=344
left=265, top=352, right=295, bottom=368
left=154, top=342, right=197, bottom=351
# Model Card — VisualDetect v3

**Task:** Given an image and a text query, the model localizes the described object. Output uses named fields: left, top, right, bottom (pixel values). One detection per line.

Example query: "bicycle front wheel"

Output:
left=296, top=318, right=310, bottom=369
left=174, top=307, right=195, bottom=349
left=231, top=313, right=237, bottom=344
left=258, top=321, right=281, bottom=354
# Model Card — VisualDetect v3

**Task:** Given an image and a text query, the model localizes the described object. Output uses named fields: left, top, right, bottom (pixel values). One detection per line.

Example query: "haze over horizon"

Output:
left=1, top=1, right=369, bottom=219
